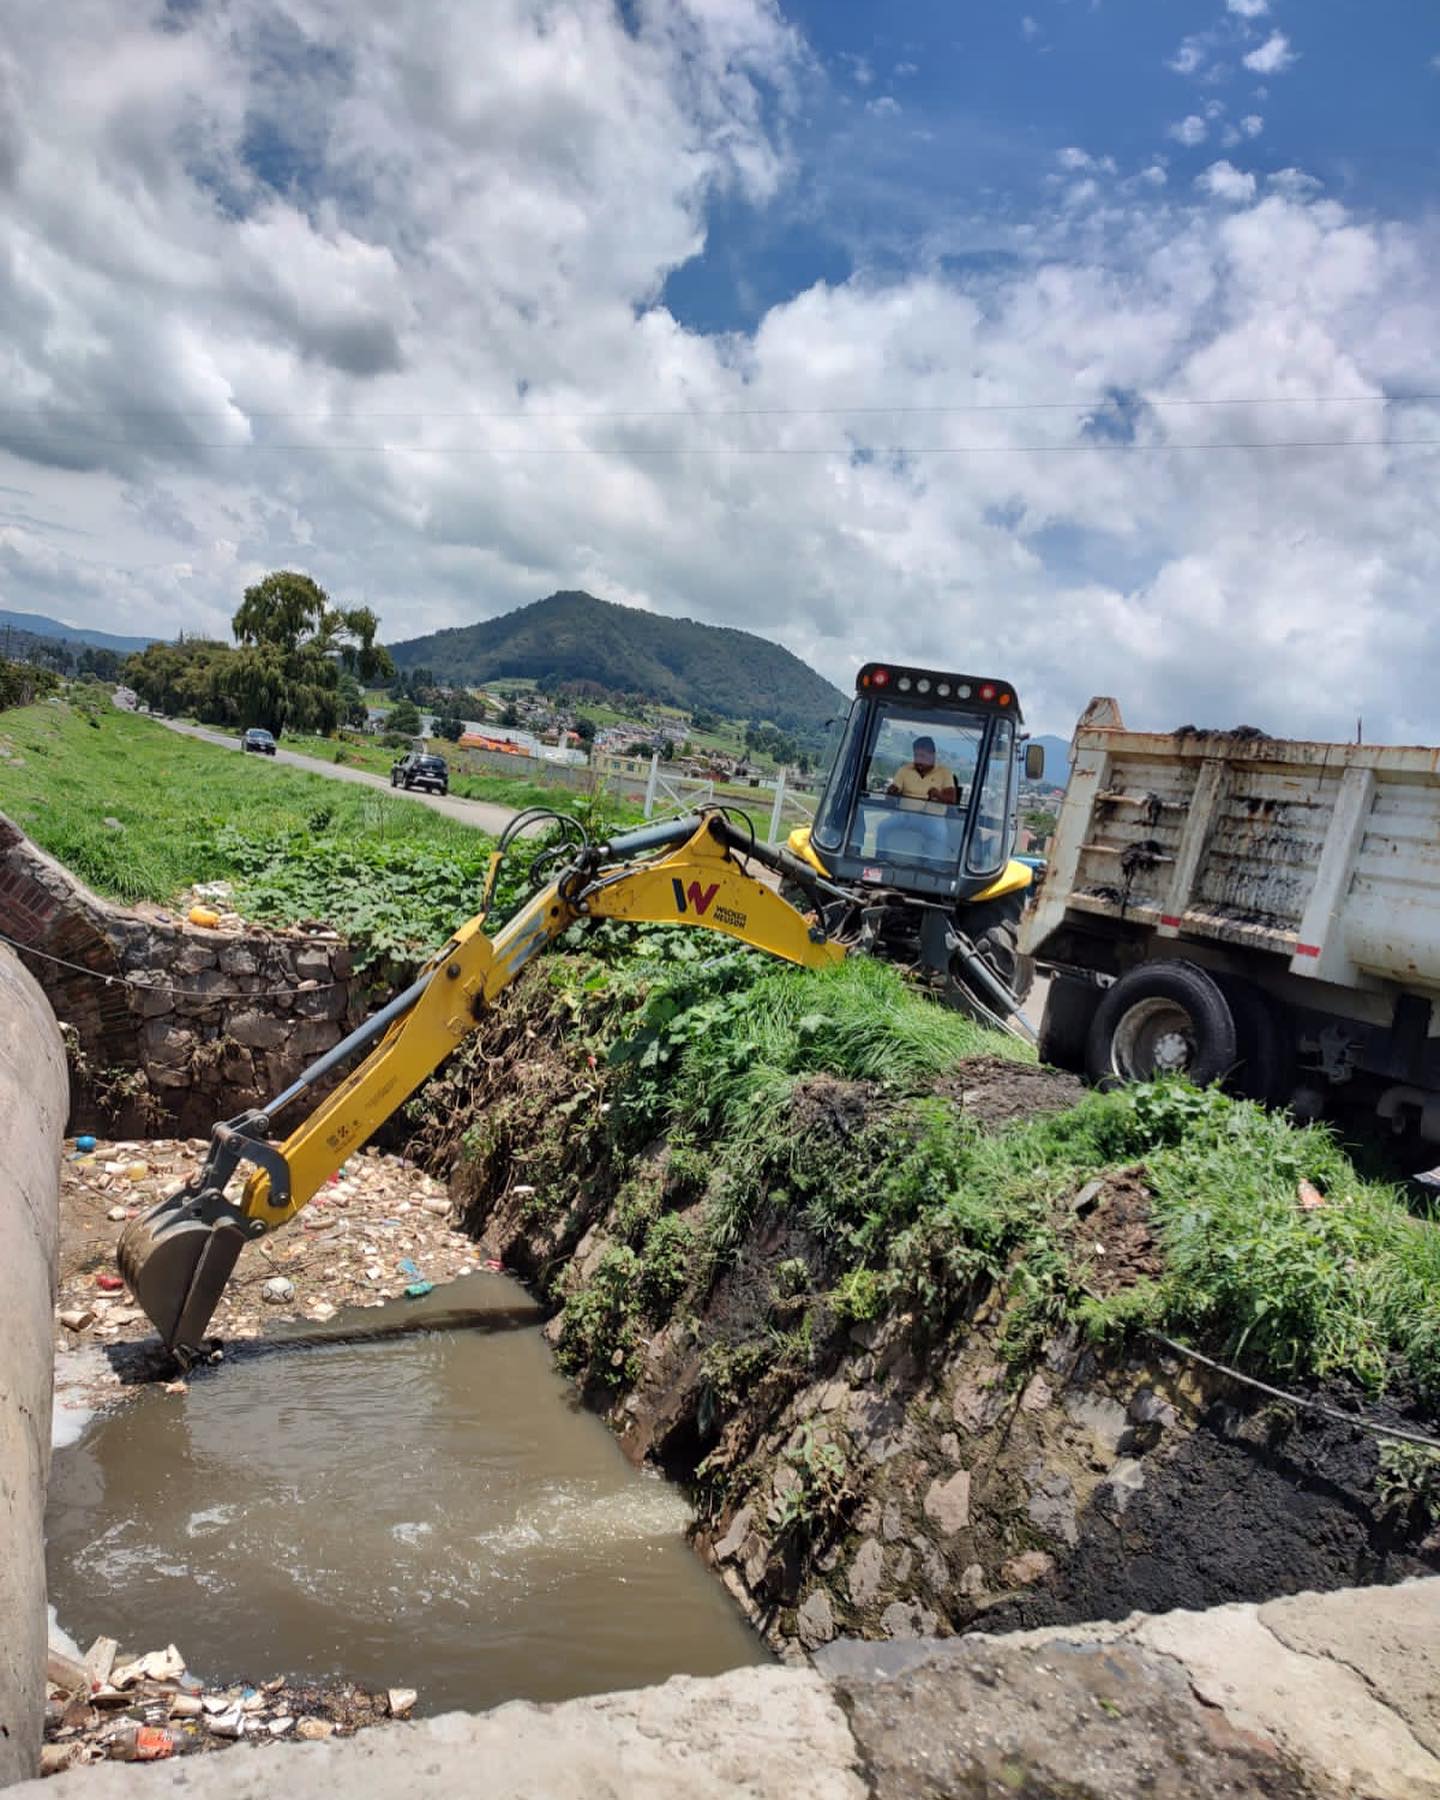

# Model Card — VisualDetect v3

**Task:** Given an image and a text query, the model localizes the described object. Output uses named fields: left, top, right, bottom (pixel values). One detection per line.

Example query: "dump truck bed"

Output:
left=1024, top=722, right=1440, bottom=997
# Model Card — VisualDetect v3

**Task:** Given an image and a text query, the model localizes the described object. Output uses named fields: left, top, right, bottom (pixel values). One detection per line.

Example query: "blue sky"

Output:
left=1, top=0, right=1438, bottom=741
left=667, top=0, right=1439, bottom=332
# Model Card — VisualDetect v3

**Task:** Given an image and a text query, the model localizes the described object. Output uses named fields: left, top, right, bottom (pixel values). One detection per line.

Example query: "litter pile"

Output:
left=56, top=1138, right=490, bottom=1356
left=42, top=1637, right=413, bottom=1774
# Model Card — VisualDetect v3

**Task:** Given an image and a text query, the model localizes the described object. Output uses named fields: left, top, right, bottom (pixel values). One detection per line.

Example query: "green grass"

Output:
left=0, top=701, right=487, bottom=907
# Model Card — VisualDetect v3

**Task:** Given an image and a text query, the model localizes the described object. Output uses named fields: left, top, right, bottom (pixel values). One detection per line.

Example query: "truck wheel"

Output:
left=1037, top=975, right=1103, bottom=1072
left=1085, top=962, right=1237, bottom=1089
left=1213, top=974, right=1294, bottom=1107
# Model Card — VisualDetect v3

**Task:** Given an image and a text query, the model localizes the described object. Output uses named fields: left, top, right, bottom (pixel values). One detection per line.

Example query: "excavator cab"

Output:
left=787, top=663, right=1045, bottom=1008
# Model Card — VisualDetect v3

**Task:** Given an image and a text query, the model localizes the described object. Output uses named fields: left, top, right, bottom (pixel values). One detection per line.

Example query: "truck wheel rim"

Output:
left=1111, top=998, right=1195, bottom=1079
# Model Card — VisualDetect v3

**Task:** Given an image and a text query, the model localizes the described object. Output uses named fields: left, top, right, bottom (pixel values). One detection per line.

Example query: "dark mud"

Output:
left=974, top=1379, right=1436, bottom=1633
left=933, top=1055, right=1084, bottom=1129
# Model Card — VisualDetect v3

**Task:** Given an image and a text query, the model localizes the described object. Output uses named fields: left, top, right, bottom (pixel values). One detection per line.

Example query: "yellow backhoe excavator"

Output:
left=121, top=674, right=1039, bottom=1362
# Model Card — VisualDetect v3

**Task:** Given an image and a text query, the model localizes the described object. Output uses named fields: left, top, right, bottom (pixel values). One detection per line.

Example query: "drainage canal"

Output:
left=46, top=1276, right=764, bottom=1714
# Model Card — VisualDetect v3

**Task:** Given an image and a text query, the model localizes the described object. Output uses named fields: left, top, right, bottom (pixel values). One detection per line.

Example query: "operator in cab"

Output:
left=887, top=736, right=958, bottom=808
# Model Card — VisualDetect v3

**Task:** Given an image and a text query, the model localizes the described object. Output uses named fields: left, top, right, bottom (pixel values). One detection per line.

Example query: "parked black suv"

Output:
left=391, top=751, right=449, bottom=795
left=242, top=728, right=277, bottom=756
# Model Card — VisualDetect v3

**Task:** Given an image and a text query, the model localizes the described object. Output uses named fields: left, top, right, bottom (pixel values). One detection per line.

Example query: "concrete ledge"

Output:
left=20, top=1581, right=1440, bottom=1798
left=29, top=1667, right=863, bottom=1799
left=0, top=948, right=67, bottom=1787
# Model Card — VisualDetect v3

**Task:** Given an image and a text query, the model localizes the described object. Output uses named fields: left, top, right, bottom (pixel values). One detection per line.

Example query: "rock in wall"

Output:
left=0, top=814, right=364, bottom=1136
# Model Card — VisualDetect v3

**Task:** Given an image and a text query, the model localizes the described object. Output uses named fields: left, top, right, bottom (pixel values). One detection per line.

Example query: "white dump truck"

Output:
left=1021, top=699, right=1440, bottom=1139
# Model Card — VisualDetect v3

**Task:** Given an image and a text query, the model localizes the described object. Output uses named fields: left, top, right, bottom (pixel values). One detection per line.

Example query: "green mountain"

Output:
left=387, top=591, right=846, bottom=734
left=0, top=609, right=156, bottom=654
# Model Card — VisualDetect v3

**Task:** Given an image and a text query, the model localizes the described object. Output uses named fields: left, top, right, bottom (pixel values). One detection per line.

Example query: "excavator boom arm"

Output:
left=118, top=813, right=841, bottom=1356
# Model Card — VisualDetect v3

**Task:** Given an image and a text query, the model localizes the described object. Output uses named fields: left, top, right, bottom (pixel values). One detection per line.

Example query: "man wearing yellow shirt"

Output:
left=887, top=736, right=958, bottom=809
left=878, top=735, right=958, bottom=862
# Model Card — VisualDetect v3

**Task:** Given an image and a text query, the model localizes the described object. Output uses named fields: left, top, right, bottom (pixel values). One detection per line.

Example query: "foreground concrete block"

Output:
left=829, top=1637, right=1316, bottom=1799
left=1258, top=1578, right=1440, bottom=1758
left=0, top=949, right=67, bottom=1787
left=27, top=1668, right=865, bottom=1800
left=1135, top=1601, right=1440, bottom=1800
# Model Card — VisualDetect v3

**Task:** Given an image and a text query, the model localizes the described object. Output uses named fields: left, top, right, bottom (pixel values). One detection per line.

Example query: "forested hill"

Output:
left=386, top=591, right=846, bottom=733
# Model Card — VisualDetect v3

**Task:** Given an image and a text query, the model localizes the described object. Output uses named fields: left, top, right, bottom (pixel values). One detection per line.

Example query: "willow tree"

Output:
left=227, top=571, right=394, bottom=735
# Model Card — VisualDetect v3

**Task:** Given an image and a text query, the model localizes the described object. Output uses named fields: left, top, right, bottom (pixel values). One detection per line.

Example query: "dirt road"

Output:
left=155, top=720, right=519, bottom=835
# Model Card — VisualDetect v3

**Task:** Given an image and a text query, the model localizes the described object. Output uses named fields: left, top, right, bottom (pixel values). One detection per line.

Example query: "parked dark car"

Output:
left=242, top=728, right=277, bottom=756
left=391, top=751, right=449, bottom=795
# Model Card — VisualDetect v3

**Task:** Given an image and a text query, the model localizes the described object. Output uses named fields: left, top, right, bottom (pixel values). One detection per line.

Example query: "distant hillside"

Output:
left=0, top=609, right=157, bottom=654
left=1030, top=734, right=1071, bottom=783
left=387, top=592, right=846, bottom=734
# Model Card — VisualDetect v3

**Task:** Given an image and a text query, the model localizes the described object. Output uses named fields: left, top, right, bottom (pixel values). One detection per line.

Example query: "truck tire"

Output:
left=1085, top=961, right=1238, bottom=1090
left=1212, top=973, right=1294, bottom=1107
left=1037, top=975, right=1103, bottom=1073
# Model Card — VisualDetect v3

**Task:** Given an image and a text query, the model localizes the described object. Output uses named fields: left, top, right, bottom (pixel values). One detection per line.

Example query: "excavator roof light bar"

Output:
left=855, top=663, right=1023, bottom=721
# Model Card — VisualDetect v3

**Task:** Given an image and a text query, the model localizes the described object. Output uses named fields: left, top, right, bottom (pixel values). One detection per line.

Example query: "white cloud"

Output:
left=1226, top=0, right=1269, bottom=16
left=1241, top=114, right=1265, bottom=137
left=1169, top=38, right=1206, bottom=76
left=1021, top=16, right=1041, bottom=41
left=1197, top=161, right=1258, bottom=204
left=1168, top=115, right=1209, bottom=147
left=1243, top=32, right=1297, bottom=74
left=866, top=95, right=900, bottom=117
left=1269, top=167, right=1323, bottom=196
left=2, top=1, right=1440, bottom=744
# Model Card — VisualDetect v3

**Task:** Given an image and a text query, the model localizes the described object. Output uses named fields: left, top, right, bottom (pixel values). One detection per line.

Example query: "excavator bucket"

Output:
left=117, top=1195, right=246, bottom=1354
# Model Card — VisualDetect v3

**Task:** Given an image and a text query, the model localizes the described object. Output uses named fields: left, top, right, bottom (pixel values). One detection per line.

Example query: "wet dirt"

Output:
left=1070, top=1166, right=1164, bottom=1296
left=933, top=1054, right=1085, bottom=1129
left=46, top=1277, right=765, bottom=1724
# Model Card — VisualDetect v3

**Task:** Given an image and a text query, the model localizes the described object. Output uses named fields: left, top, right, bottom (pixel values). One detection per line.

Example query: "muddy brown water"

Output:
left=46, top=1276, right=764, bottom=1713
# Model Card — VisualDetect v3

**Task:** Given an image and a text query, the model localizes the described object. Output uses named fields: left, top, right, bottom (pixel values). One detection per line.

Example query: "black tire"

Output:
left=1037, top=974, right=1103, bottom=1073
left=976, top=918, right=1034, bottom=1005
left=1085, top=961, right=1237, bottom=1089
left=1212, top=973, right=1294, bottom=1107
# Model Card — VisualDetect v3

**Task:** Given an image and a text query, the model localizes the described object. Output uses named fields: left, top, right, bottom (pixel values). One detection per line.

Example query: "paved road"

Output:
left=155, top=719, right=521, bottom=835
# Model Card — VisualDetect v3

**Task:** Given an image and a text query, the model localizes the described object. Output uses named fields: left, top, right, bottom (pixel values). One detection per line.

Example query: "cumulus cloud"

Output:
left=1168, top=115, right=1209, bottom=147
left=2, top=0, right=1439, bottom=743
left=1197, top=161, right=1258, bottom=204
left=1226, top=0, right=1269, bottom=15
left=1243, top=32, right=1297, bottom=74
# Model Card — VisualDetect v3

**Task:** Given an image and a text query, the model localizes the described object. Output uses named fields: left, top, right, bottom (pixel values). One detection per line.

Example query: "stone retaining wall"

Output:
left=0, top=815, right=365, bottom=1136
left=0, top=948, right=67, bottom=1787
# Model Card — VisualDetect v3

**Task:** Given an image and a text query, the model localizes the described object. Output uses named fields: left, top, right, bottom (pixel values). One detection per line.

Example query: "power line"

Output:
left=3, top=435, right=1436, bottom=458
left=0, top=392, right=1435, bottom=423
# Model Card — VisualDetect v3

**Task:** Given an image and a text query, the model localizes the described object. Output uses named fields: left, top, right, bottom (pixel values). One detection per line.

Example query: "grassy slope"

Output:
left=0, top=702, right=508, bottom=959
left=453, top=934, right=1440, bottom=1417
left=0, top=702, right=489, bottom=901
